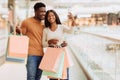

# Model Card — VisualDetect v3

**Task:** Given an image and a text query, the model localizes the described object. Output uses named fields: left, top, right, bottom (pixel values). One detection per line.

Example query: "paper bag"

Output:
left=39, top=47, right=64, bottom=73
left=42, top=52, right=65, bottom=78
left=8, top=35, right=29, bottom=58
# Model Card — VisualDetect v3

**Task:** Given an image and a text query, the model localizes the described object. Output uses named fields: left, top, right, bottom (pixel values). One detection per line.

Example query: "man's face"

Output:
left=35, top=7, right=46, bottom=20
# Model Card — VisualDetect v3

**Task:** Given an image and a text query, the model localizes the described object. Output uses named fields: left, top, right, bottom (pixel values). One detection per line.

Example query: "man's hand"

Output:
left=16, top=27, right=21, bottom=34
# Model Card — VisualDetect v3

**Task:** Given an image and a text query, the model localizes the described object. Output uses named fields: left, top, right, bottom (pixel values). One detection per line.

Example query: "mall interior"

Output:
left=0, top=0, right=120, bottom=80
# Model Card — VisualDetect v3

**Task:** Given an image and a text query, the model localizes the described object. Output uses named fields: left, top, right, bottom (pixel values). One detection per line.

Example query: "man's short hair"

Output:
left=34, top=2, right=46, bottom=11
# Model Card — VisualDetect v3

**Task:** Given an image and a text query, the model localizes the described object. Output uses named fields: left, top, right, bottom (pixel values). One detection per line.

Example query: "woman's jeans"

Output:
left=26, top=55, right=43, bottom=80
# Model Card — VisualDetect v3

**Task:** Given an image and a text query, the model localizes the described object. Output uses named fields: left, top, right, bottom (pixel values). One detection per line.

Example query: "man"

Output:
left=16, top=2, right=46, bottom=80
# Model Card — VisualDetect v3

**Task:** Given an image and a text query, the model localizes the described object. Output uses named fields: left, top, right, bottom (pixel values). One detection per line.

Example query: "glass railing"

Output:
left=66, top=26, right=120, bottom=80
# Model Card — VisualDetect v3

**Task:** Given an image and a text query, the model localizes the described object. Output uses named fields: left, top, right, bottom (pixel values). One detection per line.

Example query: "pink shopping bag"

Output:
left=64, top=47, right=74, bottom=67
left=8, top=35, right=29, bottom=58
left=39, top=47, right=64, bottom=73
left=47, top=52, right=68, bottom=79
left=48, top=61, right=68, bottom=79
left=47, top=47, right=73, bottom=79
left=43, top=51, right=65, bottom=79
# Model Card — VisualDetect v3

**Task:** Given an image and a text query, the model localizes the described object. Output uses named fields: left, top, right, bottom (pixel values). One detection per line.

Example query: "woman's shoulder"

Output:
left=58, top=24, right=64, bottom=27
left=43, top=27, right=49, bottom=32
left=58, top=24, right=66, bottom=28
left=58, top=24, right=68, bottom=29
left=44, top=27, right=49, bottom=30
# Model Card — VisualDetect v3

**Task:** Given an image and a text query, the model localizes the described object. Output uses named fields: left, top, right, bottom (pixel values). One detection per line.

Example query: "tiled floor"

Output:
left=0, top=50, right=86, bottom=80
left=0, top=61, right=55, bottom=80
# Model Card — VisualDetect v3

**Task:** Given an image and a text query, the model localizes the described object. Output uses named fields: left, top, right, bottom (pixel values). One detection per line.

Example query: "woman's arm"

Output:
left=62, top=13, right=76, bottom=33
left=68, top=12, right=76, bottom=26
left=42, top=29, right=48, bottom=48
left=62, top=25, right=73, bottom=34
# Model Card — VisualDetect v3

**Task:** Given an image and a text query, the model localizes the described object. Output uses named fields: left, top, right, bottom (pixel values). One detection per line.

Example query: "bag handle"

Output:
left=13, top=25, right=16, bottom=35
left=19, top=28, right=22, bottom=36
left=13, top=26, right=22, bottom=36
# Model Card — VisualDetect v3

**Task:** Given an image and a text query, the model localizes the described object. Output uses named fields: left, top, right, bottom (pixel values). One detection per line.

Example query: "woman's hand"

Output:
left=48, top=39, right=59, bottom=45
left=61, top=41, right=67, bottom=47
left=68, top=12, right=74, bottom=20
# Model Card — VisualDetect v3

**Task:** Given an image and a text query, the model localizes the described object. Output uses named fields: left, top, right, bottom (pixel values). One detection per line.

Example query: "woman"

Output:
left=42, top=10, right=74, bottom=80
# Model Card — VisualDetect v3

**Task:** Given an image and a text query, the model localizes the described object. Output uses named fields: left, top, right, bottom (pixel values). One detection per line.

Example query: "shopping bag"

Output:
left=48, top=55, right=68, bottom=79
left=47, top=69, right=67, bottom=79
left=47, top=47, right=73, bottom=79
left=8, top=35, right=29, bottom=58
left=64, top=47, right=74, bottom=67
left=42, top=52, right=65, bottom=78
left=48, top=68, right=68, bottom=79
left=39, top=47, right=64, bottom=73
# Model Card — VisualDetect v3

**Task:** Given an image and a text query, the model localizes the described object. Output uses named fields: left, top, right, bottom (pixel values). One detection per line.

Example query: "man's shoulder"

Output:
left=21, top=17, right=34, bottom=27
left=24, top=17, right=33, bottom=21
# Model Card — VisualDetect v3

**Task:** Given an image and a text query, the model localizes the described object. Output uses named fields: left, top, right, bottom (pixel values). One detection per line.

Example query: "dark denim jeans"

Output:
left=26, top=55, right=43, bottom=80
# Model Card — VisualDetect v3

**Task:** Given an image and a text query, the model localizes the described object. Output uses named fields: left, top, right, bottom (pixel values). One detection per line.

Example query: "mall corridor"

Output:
left=1, top=26, right=120, bottom=80
left=1, top=0, right=120, bottom=80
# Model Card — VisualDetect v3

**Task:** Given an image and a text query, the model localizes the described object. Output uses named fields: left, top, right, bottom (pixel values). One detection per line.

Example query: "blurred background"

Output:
left=0, top=0, right=120, bottom=31
left=0, top=0, right=120, bottom=80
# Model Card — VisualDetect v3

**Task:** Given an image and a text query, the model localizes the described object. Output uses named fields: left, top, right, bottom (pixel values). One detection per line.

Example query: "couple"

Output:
left=17, top=2, right=74, bottom=80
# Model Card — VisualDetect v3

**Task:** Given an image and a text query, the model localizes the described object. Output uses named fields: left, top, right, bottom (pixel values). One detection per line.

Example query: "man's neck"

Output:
left=34, top=16, right=41, bottom=22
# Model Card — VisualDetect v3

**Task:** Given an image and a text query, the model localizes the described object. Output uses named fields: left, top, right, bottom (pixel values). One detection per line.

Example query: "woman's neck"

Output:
left=50, top=23, right=57, bottom=31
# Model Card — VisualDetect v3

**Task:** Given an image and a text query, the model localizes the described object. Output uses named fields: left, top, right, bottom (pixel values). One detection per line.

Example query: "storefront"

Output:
left=0, top=0, right=8, bottom=66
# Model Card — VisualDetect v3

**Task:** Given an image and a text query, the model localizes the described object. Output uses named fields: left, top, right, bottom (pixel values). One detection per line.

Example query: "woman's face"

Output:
left=47, top=12, right=56, bottom=24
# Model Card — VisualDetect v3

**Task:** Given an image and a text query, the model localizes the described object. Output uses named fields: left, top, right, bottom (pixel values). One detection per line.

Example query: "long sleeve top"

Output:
left=42, top=24, right=73, bottom=48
